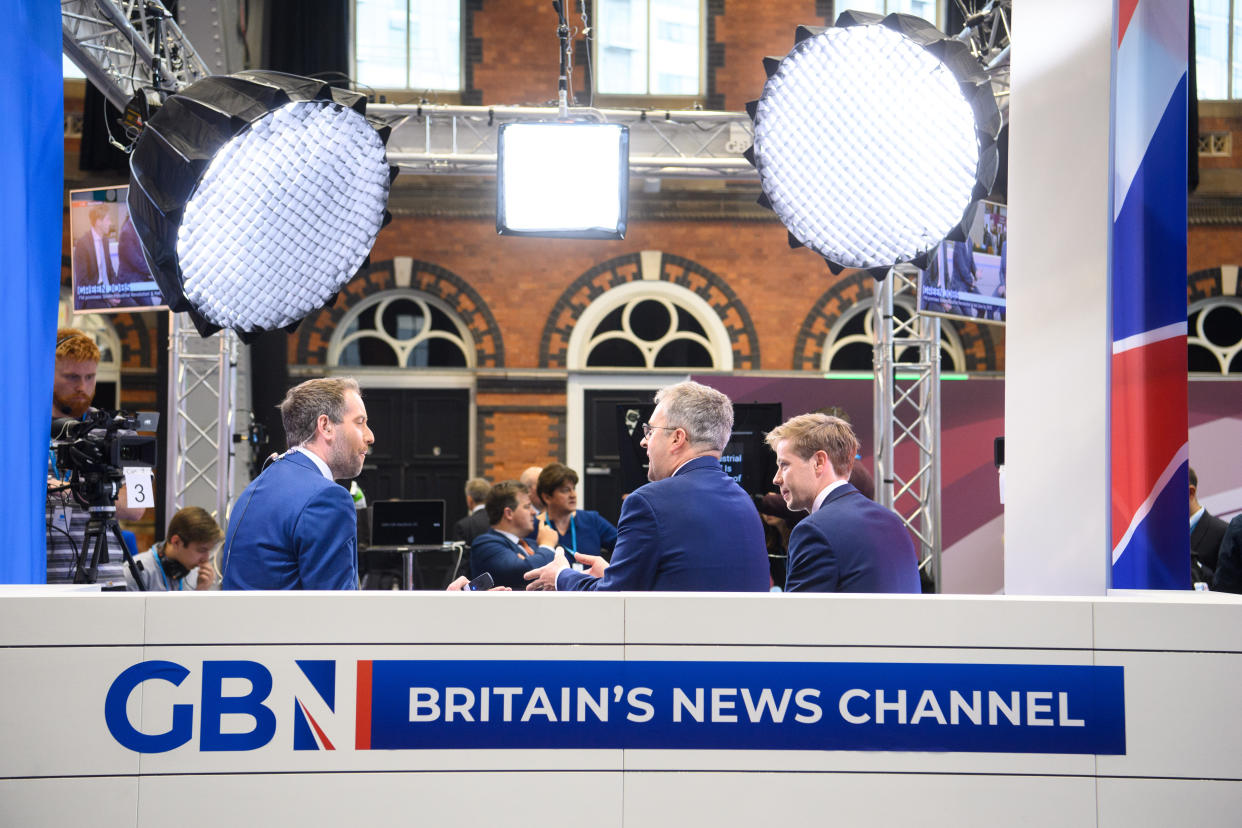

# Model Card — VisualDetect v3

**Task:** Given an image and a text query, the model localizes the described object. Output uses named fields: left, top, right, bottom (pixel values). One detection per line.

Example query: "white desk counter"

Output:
left=1, top=589, right=1239, bottom=826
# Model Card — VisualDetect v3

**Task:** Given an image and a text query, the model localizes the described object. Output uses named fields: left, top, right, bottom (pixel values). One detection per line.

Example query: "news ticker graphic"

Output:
left=106, top=658, right=1126, bottom=756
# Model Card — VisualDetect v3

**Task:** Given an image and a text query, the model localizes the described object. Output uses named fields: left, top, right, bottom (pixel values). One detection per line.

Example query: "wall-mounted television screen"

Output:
left=69, top=185, right=166, bottom=313
left=916, top=200, right=1006, bottom=325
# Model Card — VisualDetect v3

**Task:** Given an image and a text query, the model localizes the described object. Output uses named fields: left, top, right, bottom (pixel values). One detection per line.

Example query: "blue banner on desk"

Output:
left=362, top=660, right=1125, bottom=755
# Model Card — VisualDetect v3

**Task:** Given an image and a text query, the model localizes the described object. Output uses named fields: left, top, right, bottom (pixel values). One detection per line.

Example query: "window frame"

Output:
left=592, top=0, right=708, bottom=104
left=1196, top=0, right=1237, bottom=100
left=845, top=1, right=944, bottom=30
left=565, top=279, right=734, bottom=372
left=327, top=288, right=477, bottom=369
left=351, top=0, right=466, bottom=98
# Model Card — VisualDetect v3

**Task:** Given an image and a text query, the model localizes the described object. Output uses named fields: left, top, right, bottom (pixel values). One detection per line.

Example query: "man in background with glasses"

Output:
left=524, top=381, right=768, bottom=592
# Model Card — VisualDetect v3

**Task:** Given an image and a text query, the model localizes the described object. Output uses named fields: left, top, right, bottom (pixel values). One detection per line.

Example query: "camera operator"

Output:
left=46, top=328, right=147, bottom=586
left=124, top=507, right=222, bottom=591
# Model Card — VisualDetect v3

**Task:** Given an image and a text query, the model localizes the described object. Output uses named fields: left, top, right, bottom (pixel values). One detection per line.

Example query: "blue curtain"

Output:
left=1, top=6, right=62, bottom=582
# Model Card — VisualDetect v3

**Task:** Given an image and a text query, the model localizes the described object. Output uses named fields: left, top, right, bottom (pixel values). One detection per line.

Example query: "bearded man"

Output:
left=221, top=377, right=374, bottom=590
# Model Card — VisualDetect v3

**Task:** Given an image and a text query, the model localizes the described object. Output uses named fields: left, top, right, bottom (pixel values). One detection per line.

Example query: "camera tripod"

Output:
left=73, top=504, right=147, bottom=591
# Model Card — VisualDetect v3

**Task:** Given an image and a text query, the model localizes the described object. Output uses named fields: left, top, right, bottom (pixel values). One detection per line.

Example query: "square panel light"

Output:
left=497, top=122, right=629, bottom=240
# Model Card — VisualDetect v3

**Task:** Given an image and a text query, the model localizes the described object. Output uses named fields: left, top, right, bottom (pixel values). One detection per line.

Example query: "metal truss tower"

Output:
left=869, top=0, right=1008, bottom=590
left=164, top=315, right=239, bottom=523
left=873, top=267, right=942, bottom=590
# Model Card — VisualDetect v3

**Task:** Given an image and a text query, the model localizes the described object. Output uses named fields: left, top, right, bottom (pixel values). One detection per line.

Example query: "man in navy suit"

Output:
left=1189, top=467, right=1228, bottom=584
left=72, top=204, right=116, bottom=309
left=469, top=481, right=559, bottom=589
left=524, top=381, right=768, bottom=592
left=1212, top=515, right=1242, bottom=594
left=767, top=413, right=919, bottom=593
left=222, top=377, right=374, bottom=590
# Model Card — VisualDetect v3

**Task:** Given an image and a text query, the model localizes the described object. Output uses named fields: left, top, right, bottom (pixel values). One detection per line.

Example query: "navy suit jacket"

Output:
left=1211, top=515, right=1242, bottom=594
left=557, top=455, right=769, bottom=592
left=785, top=483, right=920, bottom=594
left=469, top=529, right=555, bottom=589
left=221, top=451, right=359, bottom=590
left=1191, top=510, right=1228, bottom=582
left=72, top=229, right=115, bottom=309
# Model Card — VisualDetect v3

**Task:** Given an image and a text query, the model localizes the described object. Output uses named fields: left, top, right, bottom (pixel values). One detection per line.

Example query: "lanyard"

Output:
left=545, top=512, right=577, bottom=554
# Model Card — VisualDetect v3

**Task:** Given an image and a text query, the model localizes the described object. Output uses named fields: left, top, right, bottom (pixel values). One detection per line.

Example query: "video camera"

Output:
left=51, top=409, right=158, bottom=509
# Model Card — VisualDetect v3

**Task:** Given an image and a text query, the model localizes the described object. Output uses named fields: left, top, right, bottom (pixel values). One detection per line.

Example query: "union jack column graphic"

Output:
left=1110, top=0, right=1190, bottom=588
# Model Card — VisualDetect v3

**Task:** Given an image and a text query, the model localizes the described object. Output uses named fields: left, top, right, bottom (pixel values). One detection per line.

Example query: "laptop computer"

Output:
left=369, top=499, right=446, bottom=549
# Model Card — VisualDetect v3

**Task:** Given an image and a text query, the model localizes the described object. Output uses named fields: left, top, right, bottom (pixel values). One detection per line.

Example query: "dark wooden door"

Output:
left=355, top=388, right=470, bottom=528
left=582, top=389, right=658, bottom=526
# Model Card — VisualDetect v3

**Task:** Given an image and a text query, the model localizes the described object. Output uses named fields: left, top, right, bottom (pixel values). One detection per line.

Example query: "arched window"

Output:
left=566, top=280, right=734, bottom=370
left=821, top=296, right=967, bottom=373
left=328, top=290, right=474, bottom=368
left=1189, top=296, right=1242, bottom=374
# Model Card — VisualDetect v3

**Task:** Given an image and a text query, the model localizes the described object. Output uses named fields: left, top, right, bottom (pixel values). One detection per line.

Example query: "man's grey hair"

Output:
left=654, top=381, right=734, bottom=452
left=279, top=377, right=361, bottom=448
left=464, top=476, right=491, bottom=503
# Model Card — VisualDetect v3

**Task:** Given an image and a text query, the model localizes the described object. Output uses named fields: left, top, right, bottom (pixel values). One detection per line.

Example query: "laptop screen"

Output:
left=370, top=500, right=446, bottom=547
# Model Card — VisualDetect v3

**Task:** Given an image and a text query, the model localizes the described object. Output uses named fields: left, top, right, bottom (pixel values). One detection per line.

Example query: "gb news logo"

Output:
left=105, top=659, right=345, bottom=753
left=104, top=659, right=1127, bottom=755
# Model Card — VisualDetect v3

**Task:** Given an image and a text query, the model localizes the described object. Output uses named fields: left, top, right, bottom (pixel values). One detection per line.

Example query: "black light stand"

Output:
left=70, top=474, right=147, bottom=591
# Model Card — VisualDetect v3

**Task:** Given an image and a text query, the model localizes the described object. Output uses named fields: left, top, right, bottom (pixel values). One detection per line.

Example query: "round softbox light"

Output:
left=748, top=11, right=1000, bottom=277
left=128, top=71, right=397, bottom=339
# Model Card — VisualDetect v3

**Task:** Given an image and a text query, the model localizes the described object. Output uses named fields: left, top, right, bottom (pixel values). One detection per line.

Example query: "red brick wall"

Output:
left=477, top=394, right=566, bottom=481
left=1189, top=225, right=1242, bottom=274
left=467, top=1, right=827, bottom=111
left=370, top=214, right=822, bottom=371
left=711, top=2, right=825, bottom=111
left=469, top=0, right=563, bottom=106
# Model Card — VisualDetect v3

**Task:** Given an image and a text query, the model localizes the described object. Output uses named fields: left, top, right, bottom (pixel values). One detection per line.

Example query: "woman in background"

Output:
left=532, top=463, right=618, bottom=563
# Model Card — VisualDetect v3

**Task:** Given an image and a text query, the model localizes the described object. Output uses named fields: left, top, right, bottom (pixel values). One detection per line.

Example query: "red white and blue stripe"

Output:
left=1110, top=0, right=1190, bottom=588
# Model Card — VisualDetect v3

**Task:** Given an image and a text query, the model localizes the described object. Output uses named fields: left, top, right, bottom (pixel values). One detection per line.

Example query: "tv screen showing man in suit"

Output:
left=917, top=199, right=1006, bottom=325
left=69, top=186, right=166, bottom=313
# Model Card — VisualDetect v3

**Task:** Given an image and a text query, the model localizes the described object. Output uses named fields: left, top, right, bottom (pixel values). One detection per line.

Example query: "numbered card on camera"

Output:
left=123, top=467, right=154, bottom=508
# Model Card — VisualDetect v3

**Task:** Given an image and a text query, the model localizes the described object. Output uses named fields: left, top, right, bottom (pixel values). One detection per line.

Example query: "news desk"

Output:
left=1, top=587, right=1239, bottom=827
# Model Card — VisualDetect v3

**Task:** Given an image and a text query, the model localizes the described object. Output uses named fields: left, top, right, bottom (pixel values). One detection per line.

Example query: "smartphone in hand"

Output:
left=466, top=572, right=494, bottom=591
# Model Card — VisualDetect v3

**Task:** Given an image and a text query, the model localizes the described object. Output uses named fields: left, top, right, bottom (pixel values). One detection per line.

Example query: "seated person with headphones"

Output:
left=124, top=506, right=222, bottom=591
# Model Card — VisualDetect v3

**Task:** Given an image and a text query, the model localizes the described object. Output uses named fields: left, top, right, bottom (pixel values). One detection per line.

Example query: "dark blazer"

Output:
left=469, top=529, right=555, bottom=589
left=452, top=508, right=491, bottom=545
left=1211, top=515, right=1242, bottom=594
left=221, top=451, right=358, bottom=590
left=72, top=229, right=115, bottom=309
left=785, top=483, right=920, bottom=594
left=556, top=455, right=769, bottom=592
left=1191, top=510, right=1228, bottom=582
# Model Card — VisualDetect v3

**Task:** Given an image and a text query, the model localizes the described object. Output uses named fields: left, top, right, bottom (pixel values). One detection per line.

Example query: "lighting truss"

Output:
left=61, top=0, right=209, bottom=111
left=373, top=104, right=756, bottom=179
left=953, top=0, right=1011, bottom=117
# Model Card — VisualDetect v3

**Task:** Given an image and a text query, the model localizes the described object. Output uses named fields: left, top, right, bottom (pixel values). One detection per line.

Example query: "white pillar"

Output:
left=1004, top=3, right=1115, bottom=594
